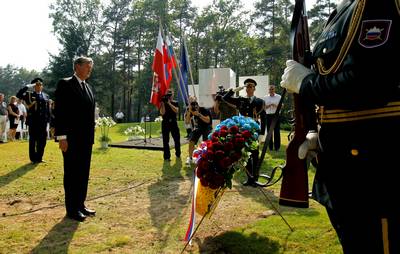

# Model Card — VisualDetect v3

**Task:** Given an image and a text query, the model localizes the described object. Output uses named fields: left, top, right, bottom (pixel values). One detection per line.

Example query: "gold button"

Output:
left=351, top=149, right=359, bottom=156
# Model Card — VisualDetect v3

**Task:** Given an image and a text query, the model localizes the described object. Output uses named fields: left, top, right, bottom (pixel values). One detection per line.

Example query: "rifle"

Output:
left=278, top=0, right=316, bottom=208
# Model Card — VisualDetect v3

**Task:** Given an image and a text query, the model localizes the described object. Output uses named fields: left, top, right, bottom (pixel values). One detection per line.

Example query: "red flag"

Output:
left=150, top=73, right=162, bottom=108
left=163, top=45, right=173, bottom=87
left=164, top=35, right=177, bottom=87
left=150, top=28, right=167, bottom=108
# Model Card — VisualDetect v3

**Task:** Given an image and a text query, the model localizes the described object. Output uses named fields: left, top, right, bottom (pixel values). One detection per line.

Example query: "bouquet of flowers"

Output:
left=124, top=125, right=145, bottom=141
left=95, top=116, right=116, bottom=142
left=193, top=115, right=260, bottom=189
left=184, top=115, right=260, bottom=242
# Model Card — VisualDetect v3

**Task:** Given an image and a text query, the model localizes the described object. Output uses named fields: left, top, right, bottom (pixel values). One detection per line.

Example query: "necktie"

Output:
left=81, top=82, right=88, bottom=95
left=81, top=81, right=92, bottom=101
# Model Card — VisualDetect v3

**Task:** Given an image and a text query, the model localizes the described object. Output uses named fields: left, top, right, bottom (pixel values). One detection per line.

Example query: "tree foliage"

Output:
left=0, top=0, right=336, bottom=122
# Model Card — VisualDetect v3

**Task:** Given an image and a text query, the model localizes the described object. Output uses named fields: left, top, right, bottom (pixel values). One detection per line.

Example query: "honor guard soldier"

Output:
left=16, top=78, right=50, bottom=163
left=224, top=78, right=265, bottom=187
left=281, top=0, right=400, bottom=253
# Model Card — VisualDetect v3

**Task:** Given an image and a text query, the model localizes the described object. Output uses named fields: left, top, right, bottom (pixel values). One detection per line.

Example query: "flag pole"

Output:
left=160, top=25, right=188, bottom=106
left=166, top=30, right=189, bottom=106
left=182, top=35, right=196, bottom=98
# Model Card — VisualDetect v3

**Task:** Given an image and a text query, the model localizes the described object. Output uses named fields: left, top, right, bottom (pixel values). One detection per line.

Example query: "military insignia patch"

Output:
left=358, top=20, right=392, bottom=48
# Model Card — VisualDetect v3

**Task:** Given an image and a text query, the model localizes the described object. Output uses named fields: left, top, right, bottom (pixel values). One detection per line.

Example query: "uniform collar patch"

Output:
left=358, top=20, right=392, bottom=48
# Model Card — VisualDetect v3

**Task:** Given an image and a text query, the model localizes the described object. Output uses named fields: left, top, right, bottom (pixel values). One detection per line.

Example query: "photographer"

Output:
left=159, top=88, right=181, bottom=161
left=223, top=79, right=265, bottom=187
left=213, top=85, right=238, bottom=121
left=184, top=97, right=212, bottom=165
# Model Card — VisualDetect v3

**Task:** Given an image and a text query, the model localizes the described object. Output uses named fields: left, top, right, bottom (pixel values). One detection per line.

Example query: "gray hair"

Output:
left=73, top=56, right=93, bottom=70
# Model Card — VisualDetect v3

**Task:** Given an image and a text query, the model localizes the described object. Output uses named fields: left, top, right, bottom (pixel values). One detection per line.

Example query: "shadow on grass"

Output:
left=30, top=217, right=79, bottom=254
left=0, top=163, right=38, bottom=188
left=197, top=231, right=280, bottom=254
left=234, top=143, right=321, bottom=218
left=147, top=157, right=191, bottom=250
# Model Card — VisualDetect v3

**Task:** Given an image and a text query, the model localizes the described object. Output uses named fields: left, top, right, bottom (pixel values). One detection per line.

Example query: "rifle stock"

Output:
left=279, top=0, right=316, bottom=208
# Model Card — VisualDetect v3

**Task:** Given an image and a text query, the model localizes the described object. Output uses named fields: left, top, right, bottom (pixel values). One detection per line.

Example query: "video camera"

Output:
left=190, top=101, right=199, bottom=111
left=215, top=85, right=227, bottom=101
left=162, top=91, right=173, bottom=102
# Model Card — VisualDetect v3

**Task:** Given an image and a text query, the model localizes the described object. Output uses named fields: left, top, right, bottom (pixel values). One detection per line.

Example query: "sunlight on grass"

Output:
left=0, top=124, right=341, bottom=253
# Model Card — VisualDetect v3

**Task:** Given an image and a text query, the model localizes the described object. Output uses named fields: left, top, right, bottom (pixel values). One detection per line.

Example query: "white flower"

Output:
left=95, top=116, right=116, bottom=143
left=124, top=125, right=145, bottom=140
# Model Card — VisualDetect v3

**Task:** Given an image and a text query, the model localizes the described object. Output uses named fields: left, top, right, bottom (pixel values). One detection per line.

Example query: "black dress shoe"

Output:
left=67, top=211, right=86, bottom=222
left=242, top=180, right=257, bottom=187
left=81, top=207, right=96, bottom=216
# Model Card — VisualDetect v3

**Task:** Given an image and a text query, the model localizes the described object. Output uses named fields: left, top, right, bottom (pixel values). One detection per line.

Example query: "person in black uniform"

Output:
left=160, top=88, right=181, bottom=161
left=223, top=78, right=265, bottom=187
left=16, top=78, right=50, bottom=163
left=55, top=56, right=96, bottom=222
left=281, top=0, right=400, bottom=253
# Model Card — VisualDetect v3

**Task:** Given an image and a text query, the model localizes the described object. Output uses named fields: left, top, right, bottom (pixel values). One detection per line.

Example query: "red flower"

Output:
left=200, top=177, right=209, bottom=187
left=219, top=157, right=232, bottom=169
left=221, top=125, right=228, bottom=131
left=207, top=150, right=214, bottom=160
left=215, top=150, right=225, bottom=159
left=219, top=129, right=228, bottom=137
left=212, top=142, right=224, bottom=151
left=199, top=159, right=209, bottom=169
left=212, top=132, right=220, bottom=139
left=231, top=151, right=242, bottom=162
left=224, top=142, right=234, bottom=152
left=229, top=125, right=239, bottom=134
left=242, top=130, right=252, bottom=139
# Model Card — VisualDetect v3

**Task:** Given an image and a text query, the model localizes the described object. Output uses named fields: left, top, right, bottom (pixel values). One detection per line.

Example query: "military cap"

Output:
left=244, top=78, right=257, bottom=87
left=31, top=77, right=43, bottom=84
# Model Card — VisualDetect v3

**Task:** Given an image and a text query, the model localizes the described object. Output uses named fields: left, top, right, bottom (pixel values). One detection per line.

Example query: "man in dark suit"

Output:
left=54, top=56, right=96, bottom=222
left=16, top=78, right=50, bottom=163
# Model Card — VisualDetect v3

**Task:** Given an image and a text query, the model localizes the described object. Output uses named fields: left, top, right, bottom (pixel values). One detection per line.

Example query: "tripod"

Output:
left=134, top=115, right=154, bottom=145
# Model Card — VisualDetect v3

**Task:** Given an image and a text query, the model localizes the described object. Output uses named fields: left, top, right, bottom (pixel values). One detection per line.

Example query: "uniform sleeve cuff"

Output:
left=56, top=135, right=67, bottom=140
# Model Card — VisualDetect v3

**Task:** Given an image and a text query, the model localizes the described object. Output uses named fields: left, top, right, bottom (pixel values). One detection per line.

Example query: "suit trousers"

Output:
left=62, top=141, right=93, bottom=213
left=265, top=114, right=281, bottom=151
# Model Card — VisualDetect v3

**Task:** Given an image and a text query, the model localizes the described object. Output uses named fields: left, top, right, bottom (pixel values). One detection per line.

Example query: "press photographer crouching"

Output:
left=159, top=89, right=181, bottom=161
left=185, top=97, right=212, bottom=165
left=223, top=79, right=265, bottom=187
left=213, top=85, right=238, bottom=121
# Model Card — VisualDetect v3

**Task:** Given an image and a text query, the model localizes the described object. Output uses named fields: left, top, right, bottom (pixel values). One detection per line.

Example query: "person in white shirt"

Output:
left=16, top=98, right=27, bottom=139
left=0, top=93, right=8, bottom=143
left=115, top=110, right=124, bottom=123
left=262, top=85, right=281, bottom=151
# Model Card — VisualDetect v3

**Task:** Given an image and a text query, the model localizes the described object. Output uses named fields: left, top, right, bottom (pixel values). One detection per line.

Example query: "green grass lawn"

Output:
left=0, top=122, right=342, bottom=253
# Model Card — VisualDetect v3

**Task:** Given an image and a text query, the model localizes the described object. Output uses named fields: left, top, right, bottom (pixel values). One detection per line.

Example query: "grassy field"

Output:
left=0, top=122, right=342, bottom=253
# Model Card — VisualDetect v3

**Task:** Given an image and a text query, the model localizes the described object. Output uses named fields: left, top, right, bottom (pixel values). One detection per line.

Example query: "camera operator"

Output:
left=159, top=88, right=181, bottom=161
left=223, top=78, right=265, bottom=187
left=184, top=97, right=212, bottom=165
left=213, top=85, right=238, bottom=121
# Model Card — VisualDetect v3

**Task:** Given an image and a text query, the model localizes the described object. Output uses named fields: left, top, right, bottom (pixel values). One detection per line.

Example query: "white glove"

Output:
left=298, top=131, right=319, bottom=160
left=280, top=60, right=314, bottom=94
left=26, top=83, right=35, bottom=88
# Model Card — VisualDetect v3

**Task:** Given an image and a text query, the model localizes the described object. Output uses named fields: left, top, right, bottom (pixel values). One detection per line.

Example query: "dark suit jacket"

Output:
left=54, top=76, right=95, bottom=145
